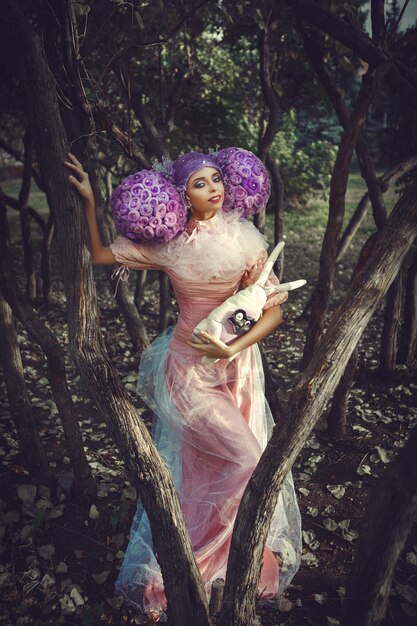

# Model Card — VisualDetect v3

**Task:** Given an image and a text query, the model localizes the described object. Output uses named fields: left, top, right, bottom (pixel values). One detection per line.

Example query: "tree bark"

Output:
left=18, top=129, right=37, bottom=300
left=6, top=5, right=211, bottom=624
left=256, top=20, right=283, bottom=235
left=327, top=233, right=378, bottom=437
left=379, top=271, right=403, bottom=372
left=0, top=199, right=96, bottom=500
left=217, top=178, right=417, bottom=626
left=301, top=70, right=381, bottom=367
left=0, top=295, right=51, bottom=483
left=40, top=214, right=54, bottom=305
left=397, top=249, right=417, bottom=365
left=134, top=269, right=148, bottom=311
left=341, top=425, right=417, bottom=626
left=266, top=154, right=285, bottom=278
left=0, top=213, right=52, bottom=483
left=326, top=348, right=358, bottom=438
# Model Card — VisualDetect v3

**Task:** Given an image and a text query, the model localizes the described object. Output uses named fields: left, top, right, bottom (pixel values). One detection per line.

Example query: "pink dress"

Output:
left=111, top=212, right=301, bottom=615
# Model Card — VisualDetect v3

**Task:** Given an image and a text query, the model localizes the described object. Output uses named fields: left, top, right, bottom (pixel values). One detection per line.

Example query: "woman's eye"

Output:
left=194, top=181, right=205, bottom=188
left=213, top=176, right=221, bottom=183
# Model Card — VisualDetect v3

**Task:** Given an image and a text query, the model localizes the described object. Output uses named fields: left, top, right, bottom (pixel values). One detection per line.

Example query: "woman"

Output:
left=65, top=150, right=301, bottom=619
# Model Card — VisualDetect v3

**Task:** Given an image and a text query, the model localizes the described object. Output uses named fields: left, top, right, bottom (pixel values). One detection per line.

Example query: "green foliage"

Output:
left=271, top=109, right=338, bottom=207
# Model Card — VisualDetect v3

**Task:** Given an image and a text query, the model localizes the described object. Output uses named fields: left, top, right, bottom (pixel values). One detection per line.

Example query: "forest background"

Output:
left=0, top=1, right=416, bottom=626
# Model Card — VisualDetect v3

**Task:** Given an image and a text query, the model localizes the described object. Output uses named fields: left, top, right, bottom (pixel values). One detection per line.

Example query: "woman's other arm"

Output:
left=188, top=305, right=283, bottom=360
left=64, top=153, right=116, bottom=265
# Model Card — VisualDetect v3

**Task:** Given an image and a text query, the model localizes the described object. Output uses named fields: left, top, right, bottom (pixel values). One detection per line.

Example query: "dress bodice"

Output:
left=167, top=271, right=243, bottom=356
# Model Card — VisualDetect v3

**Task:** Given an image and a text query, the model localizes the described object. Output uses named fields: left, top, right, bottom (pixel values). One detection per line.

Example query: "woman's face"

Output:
left=186, top=167, right=224, bottom=220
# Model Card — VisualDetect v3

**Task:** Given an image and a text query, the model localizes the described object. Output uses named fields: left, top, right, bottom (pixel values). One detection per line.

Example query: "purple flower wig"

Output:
left=171, top=151, right=222, bottom=190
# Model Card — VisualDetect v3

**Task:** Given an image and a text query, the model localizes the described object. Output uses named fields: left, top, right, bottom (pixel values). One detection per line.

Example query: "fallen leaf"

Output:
left=92, top=571, right=111, bottom=584
left=314, top=592, right=328, bottom=605
left=327, top=485, right=346, bottom=499
left=17, top=484, right=37, bottom=503
left=323, top=518, right=338, bottom=532
left=89, top=505, right=100, bottom=519
left=37, top=544, right=55, bottom=559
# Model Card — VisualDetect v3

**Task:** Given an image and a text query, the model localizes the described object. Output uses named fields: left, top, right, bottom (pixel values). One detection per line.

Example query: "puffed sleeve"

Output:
left=241, top=249, right=285, bottom=310
left=110, top=236, right=165, bottom=271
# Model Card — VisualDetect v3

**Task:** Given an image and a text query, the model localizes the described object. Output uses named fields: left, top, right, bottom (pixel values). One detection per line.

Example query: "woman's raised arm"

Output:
left=64, top=153, right=116, bottom=265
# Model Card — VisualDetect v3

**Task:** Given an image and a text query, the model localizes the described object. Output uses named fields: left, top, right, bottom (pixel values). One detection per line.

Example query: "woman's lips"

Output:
left=209, top=195, right=222, bottom=203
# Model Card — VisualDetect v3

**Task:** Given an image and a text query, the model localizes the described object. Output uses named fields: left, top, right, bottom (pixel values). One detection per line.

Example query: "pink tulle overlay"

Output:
left=112, top=211, right=301, bottom=616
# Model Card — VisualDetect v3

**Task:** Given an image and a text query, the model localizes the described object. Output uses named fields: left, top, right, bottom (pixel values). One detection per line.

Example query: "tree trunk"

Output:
left=0, top=199, right=96, bottom=501
left=266, top=154, right=285, bottom=279
left=217, top=178, right=417, bottom=626
left=341, top=425, right=417, bottom=626
left=397, top=249, right=417, bottom=365
left=256, top=23, right=282, bottom=237
left=379, top=272, right=402, bottom=372
left=40, top=214, right=54, bottom=305
left=301, top=70, right=381, bottom=367
left=159, top=271, right=176, bottom=332
left=7, top=6, right=211, bottom=624
left=58, top=102, right=150, bottom=356
left=134, top=269, right=148, bottom=311
left=326, top=348, right=358, bottom=438
left=0, top=291, right=52, bottom=483
left=18, top=129, right=37, bottom=301
left=327, top=233, right=378, bottom=437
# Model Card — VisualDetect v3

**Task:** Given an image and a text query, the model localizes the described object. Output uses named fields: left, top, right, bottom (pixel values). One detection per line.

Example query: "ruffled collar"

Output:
left=185, top=212, right=220, bottom=236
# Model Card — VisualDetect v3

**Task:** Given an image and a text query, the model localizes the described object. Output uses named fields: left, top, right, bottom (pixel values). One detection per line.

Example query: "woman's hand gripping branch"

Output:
left=64, top=153, right=116, bottom=265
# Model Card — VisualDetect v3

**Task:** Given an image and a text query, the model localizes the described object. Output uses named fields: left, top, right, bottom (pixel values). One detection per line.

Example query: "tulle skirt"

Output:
left=115, top=327, right=301, bottom=614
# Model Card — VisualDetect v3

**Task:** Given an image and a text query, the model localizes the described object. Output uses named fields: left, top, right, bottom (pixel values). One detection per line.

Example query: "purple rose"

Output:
left=130, top=198, right=140, bottom=209
left=165, top=212, right=177, bottom=227
left=230, top=174, right=242, bottom=185
left=138, top=216, right=150, bottom=226
left=244, top=196, right=255, bottom=208
left=232, top=185, right=247, bottom=201
left=155, top=224, right=169, bottom=238
left=254, top=193, right=264, bottom=208
left=143, top=225, right=155, bottom=239
left=131, top=185, right=141, bottom=196
left=155, top=204, right=167, bottom=218
left=149, top=198, right=158, bottom=208
left=238, top=165, right=251, bottom=178
left=167, top=187, right=178, bottom=199
left=150, top=216, right=162, bottom=228
left=142, top=176, right=154, bottom=187
left=119, top=203, right=129, bottom=215
left=121, top=190, right=132, bottom=203
left=243, top=177, right=262, bottom=194
left=130, top=223, right=143, bottom=234
left=158, top=191, right=169, bottom=203
left=141, top=205, right=153, bottom=216
left=167, top=200, right=179, bottom=212
left=140, top=189, right=151, bottom=202
left=128, top=210, right=140, bottom=222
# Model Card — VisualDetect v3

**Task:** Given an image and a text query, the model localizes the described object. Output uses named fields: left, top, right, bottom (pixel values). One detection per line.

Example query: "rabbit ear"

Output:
left=256, top=241, right=285, bottom=286
left=276, top=279, right=307, bottom=292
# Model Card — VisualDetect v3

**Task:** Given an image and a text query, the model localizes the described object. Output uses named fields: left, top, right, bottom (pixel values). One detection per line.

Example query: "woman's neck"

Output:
left=190, top=209, right=217, bottom=222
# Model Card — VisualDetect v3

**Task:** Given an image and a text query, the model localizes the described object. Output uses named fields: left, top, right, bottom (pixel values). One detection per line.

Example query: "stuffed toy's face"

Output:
left=228, top=309, right=256, bottom=336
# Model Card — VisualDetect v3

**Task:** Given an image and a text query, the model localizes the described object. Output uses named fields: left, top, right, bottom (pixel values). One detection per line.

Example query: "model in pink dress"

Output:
left=110, top=211, right=301, bottom=615
left=64, top=151, right=301, bottom=620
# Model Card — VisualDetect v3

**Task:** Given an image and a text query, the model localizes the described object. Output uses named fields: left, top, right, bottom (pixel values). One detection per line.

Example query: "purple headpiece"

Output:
left=110, top=148, right=270, bottom=244
left=171, top=151, right=222, bottom=190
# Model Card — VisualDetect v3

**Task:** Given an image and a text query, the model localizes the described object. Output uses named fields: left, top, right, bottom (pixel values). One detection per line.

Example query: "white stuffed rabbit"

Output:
left=193, top=241, right=306, bottom=364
